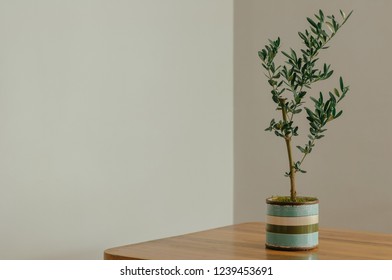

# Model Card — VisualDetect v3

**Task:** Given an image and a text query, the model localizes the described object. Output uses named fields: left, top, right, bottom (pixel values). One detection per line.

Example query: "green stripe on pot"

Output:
left=266, top=232, right=318, bottom=248
left=266, top=223, right=318, bottom=234
left=267, top=204, right=318, bottom=217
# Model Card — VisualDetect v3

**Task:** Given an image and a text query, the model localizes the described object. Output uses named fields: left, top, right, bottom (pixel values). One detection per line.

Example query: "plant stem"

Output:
left=279, top=98, right=296, bottom=201
left=299, top=139, right=315, bottom=166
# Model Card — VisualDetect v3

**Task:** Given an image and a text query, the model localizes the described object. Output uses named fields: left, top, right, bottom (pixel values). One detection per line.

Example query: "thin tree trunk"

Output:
left=279, top=98, right=296, bottom=201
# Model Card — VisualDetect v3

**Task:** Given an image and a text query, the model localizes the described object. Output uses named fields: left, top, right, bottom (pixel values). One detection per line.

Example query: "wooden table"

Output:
left=104, top=222, right=392, bottom=260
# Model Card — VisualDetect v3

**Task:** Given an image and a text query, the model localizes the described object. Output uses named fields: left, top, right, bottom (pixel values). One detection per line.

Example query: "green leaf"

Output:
left=339, top=76, right=344, bottom=91
left=298, top=91, right=306, bottom=98
left=276, top=37, right=281, bottom=47
left=325, top=70, right=334, bottom=79
left=319, top=92, right=324, bottom=103
left=335, top=110, right=343, bottom=119
left=319, top=10, right=324, bottom=22
left=297, top=146, right=305, bottom=153
left=328, top=92, right=337, bottom=103
left=274, top=131, right=283, bottom=137
left=307, top=17, right=318, bottom=29
left=305, top=108, right=316, bottom=119
left=326, top=22, right=334, bottom=32
left=298, top=32, right=307, bottom=41
left=334, top=88, right=340, bottom=97
left=268, top=79, right=277, bottom=86
left=290, top=48, right=298, bottom=61
left=281, top=51, right=292, bottom=60
left=340, top=9, right=346, bottom=19
left=310, top=122, right=318, bottom=130
left=324, top=99, right=332, bottom=113
left=258, top=51, right=265, bottom=60
left=332, top=18, right=339, bottom=31
left=310, top=97, right=318, bottom=104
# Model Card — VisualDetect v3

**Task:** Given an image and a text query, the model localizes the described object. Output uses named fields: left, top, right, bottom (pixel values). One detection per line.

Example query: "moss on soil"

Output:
left=269, top=196, right=318, bottom=203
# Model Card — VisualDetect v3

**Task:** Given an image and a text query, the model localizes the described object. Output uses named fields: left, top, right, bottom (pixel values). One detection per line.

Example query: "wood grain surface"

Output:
left=104, top=222, right=392, bottom=260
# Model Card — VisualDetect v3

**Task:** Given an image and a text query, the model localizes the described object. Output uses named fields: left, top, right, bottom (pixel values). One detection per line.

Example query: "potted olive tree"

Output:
left=258, top=9, right=353, bottom=250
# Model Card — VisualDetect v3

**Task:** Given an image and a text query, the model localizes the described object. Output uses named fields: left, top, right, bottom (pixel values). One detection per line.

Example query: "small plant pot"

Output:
left=265, top=197, right=319, bottom=251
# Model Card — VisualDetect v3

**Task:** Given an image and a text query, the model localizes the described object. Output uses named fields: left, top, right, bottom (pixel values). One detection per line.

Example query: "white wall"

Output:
left=234, top=0, right=392, bottom=233
left=3, top=0, right=387, bottom=260
left=0, top=0, right=233, bottom=259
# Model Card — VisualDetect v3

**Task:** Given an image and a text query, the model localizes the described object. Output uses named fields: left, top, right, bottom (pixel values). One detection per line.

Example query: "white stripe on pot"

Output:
left=266, top=215, right=318, bottom=226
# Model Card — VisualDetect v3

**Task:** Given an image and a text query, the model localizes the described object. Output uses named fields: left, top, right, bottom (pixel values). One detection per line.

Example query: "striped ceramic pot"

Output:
left=265, top=197, right=319, bottom=250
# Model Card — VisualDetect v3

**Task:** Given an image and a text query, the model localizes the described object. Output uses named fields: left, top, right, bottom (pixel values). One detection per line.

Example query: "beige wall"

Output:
left=0, top=0, right=233, bottom=259
left=1, top=0, right=390, bottom=260
left=234, top=0, right=392, bottom=233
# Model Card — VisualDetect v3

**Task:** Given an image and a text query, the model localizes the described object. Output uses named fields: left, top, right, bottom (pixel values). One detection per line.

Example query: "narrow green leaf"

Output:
left=319, top=92, right=324, bottom=103
left=325, top=70, right=334, bottom=79
left=268, top=79, right=277, bottom=86
left=298, top=32, right=307, bottom=41
left=339, top=76, right=344, bottom=91
left=274, top=131, right=283, bottom=137
left=328, top=92, right=336, bottom=103
left=326, top=22, right=334, bottom=32
left=310, top=122, right=318, bottom=130
left=307, top=17, right=318, bottom=29
left=335, top=110, right=343, bottom=119
left=305, top=108, right=316, bottom=120
left=297, top=146, right=305, bottom=153
left=290, top=48, right=297, bottom=61
left=298, top=91, right=306, bottom=98
left=258, top=51, right=265, bottom=60
left=276, top=37, right=281, bottom=47
left=281, top=51, right=292, bottom=60
left=340, top=9, right=346, bottom=19
left=332, top=18, right=339, bottom=31
left=310, top=27, right=318, bottom=36
left=319, top=10, right=324, bottom=22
